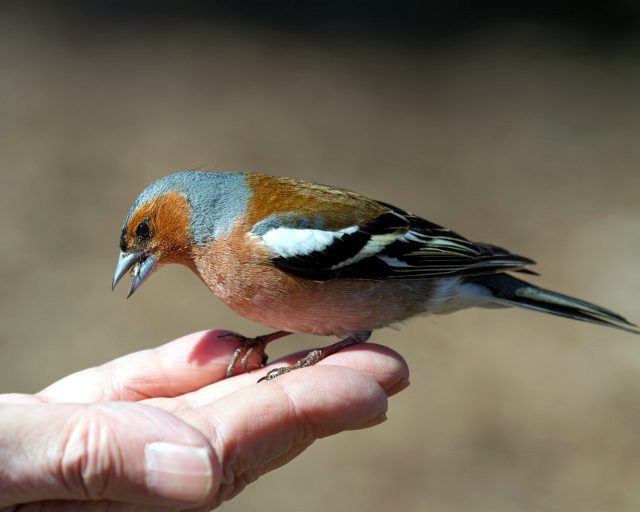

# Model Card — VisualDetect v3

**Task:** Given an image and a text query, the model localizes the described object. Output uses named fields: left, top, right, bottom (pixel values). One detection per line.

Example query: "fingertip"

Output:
left=269, top=364, right=390, bottom=432
left=316, top=343, right=410, bottom=397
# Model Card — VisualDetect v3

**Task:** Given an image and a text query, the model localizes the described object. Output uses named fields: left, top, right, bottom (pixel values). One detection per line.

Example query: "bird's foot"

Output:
left=258, top=331, right=371, bottom=382
left=224, top=331, right=291, bottom=377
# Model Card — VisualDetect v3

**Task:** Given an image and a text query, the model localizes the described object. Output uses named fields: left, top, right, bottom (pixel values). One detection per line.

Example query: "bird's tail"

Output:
left=471, top=273, right=639, bottom=334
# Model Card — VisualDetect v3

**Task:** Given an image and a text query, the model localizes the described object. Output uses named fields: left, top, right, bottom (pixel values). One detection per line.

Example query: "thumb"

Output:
left=0, top=402, right=220, bottom=509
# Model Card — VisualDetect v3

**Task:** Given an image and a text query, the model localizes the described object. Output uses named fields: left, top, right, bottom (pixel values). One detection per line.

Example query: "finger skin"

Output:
left=297, top=343, right=410, bottom=396
left=1, top=332, right=410, bottom=510
left=178, top=364, right=390, bottom=509
left=36, top=329, right=409, bottom=406
left=1, top=364, right=393, bottom=511
left=37, top=330, right=263, bottom=403
left=144, top=342, right=410, bottom=412
left=0, top=402, right=219, bottom=509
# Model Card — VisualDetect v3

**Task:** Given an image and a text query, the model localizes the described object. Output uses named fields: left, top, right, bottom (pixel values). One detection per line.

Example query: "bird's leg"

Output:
left=258, top=331, right=372, bottom=382
left=224, top=331, right=291, bottom=377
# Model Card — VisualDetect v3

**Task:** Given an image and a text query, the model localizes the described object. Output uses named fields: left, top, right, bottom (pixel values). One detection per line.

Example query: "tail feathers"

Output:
left=472, top=274, right=639, bottom=334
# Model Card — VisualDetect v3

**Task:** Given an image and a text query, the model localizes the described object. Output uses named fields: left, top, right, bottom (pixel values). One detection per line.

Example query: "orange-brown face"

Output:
left=113, top=191, right=193, bottom=296
left=120, top=191, right=193, bottom=264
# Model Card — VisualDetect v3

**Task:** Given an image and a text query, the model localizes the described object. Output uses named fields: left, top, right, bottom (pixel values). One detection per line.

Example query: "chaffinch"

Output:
left=112, top=171, right=639, bottom=379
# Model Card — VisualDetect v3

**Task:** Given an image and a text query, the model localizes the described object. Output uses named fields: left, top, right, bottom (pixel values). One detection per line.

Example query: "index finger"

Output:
left=38, top=330, right=259, bottom=403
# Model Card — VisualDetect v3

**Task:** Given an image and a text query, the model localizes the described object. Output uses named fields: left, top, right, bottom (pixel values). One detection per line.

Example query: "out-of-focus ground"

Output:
left=1, top=4, right=640, bottom=511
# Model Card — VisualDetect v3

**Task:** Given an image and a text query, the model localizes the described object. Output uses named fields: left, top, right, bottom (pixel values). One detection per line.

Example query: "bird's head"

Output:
left=112, top=186, right=193, bottom=297
left=112, top=171, right=250, bottom=297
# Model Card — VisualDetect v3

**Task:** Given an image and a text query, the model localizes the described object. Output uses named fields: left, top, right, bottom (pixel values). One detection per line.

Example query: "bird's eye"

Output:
left=135, top=220, right=151, bottom=239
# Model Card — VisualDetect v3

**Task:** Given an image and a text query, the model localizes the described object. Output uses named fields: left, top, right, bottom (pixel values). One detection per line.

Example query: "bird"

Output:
left=112, top=171, right=639, bottom=380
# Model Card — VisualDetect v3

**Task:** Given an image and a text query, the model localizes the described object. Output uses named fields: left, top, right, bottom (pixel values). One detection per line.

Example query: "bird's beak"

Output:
left=112, top=251, right=157, bottom=298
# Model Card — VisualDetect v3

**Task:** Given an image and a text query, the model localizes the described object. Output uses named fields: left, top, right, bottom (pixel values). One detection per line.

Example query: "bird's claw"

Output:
left=257, top=349, right=324, bottom=382
left=223, top=334, right=269, bottom=377
left=256, top=332, right=371, bottom=382
left=222, top=331, right=291, bottom=378
left=258, top=366, right=293, bottom=382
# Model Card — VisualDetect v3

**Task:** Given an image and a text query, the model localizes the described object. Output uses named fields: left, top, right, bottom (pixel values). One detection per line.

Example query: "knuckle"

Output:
left=55, top=405, right=122, bottom=500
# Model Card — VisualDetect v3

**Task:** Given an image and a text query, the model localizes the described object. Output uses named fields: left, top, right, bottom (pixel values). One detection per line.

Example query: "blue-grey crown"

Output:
left=126, top=171, right=251, bottom=245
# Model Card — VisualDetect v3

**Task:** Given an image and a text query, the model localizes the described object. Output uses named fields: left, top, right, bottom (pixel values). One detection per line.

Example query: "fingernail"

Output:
left=387, top=378, right=411, bottom=396
left=145, top=442, right=213, bottom=504
left=362, top=413, right=388, bottom=429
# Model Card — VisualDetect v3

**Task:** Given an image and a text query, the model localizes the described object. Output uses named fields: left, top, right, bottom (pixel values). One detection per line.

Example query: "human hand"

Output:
left=0, top=330, right=409, bottom=511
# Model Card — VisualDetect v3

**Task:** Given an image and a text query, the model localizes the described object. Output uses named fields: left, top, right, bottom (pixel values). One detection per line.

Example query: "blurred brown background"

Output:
left=1, top=2, right=639, bottom=511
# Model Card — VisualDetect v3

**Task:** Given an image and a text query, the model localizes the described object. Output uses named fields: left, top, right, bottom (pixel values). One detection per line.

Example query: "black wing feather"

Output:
left=272, top=211, right=409, bottom=280
left=270, top=204, right=536, bottom=281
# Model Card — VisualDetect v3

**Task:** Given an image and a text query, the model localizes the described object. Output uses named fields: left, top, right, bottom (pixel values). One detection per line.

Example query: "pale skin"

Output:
left=0, top=330, right=409, bottom=511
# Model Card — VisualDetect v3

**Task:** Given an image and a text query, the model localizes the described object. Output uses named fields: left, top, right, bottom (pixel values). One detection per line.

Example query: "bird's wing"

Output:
left=251, top=203, right=535, bottom=281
